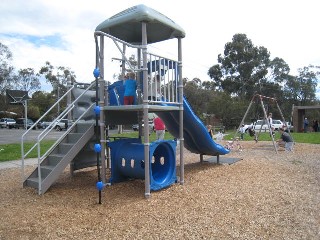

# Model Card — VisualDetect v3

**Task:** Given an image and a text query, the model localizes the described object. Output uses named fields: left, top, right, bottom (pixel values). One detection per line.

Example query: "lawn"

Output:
left=0, top=130, right=318, bottom=162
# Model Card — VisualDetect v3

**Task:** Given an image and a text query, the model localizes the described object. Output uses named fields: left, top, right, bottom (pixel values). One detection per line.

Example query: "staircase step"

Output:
left=25, top=177, right=44, bottom=188
left=23, top=122, right=94, bottom=194
left=76, top=123, right=94, bottom=133
left=58, top=143, right=75, bottom=154
left=41, top=165, right=55, bottom=171
left=66, top=133, right=83, bottom=143
left=43, top=154, right=64, bottom=166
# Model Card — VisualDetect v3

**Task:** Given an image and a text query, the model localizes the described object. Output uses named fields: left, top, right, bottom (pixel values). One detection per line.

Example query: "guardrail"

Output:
left=21, top=82, right=96, bottom=182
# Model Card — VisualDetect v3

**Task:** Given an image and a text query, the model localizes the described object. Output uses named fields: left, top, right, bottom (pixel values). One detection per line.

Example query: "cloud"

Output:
left=0, top=0, right=320, bottom=91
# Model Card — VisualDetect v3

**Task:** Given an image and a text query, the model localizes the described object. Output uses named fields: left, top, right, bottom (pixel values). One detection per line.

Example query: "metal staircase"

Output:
left=23, top=122, right=94, bottom=194
left=21, top=81, right=98, bottom=195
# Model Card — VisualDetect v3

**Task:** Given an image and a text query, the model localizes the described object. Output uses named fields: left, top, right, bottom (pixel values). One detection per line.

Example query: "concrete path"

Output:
left=0, top=158, right=38, bottom=170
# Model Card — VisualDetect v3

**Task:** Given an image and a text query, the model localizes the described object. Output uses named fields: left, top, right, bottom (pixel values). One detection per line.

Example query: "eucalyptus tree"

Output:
left=0, top=42, right=15, bottom=95
left=284, top=65, right=320, bottom=105
left=208, top=34, right=290, bottom=100
left=39, top=61, right=76, bottom=96
left=39, top=61, right=77, bottom=115
left=15, top=68, right=41, bottom=94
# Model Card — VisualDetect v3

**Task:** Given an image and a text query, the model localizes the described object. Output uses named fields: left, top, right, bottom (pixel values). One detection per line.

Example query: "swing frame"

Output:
left=233, top=94, right=293, bottom=154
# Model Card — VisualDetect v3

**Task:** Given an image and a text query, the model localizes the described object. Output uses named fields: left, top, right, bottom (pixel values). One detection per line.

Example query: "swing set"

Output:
left=233, top=94, right=293, bottom=154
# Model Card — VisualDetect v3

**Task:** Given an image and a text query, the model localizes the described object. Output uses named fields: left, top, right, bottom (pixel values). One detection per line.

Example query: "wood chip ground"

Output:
left=0, top=141, right=319, bottom=239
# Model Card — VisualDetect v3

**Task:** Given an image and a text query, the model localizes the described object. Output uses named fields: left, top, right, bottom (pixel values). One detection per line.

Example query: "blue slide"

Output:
left=157, top=97, right=230, bottom=156
left=108, top=81, right=229, bottom=156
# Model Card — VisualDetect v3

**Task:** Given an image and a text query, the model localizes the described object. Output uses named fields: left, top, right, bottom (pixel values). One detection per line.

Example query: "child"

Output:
left=207, top=125, right=213, bottom=139
left=239, top=124, right=245, bottom=140
left=123, top=72, right=136, bottom=105
left=248, top=126, right=258, bottom=143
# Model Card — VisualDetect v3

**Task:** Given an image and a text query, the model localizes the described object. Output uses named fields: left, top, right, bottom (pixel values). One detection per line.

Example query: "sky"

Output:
left=1, top=0, right=320, bottom=94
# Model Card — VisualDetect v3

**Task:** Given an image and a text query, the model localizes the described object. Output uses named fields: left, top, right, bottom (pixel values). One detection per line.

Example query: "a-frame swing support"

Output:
left=233, top=94, right=292, bottom=154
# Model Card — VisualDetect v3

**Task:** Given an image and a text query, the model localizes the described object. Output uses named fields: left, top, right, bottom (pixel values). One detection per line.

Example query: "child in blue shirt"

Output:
left=124, top=72, right=136, bottom=105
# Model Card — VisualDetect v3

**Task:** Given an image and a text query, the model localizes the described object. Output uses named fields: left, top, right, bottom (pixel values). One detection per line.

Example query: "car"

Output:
left=285, top=122, right=294, bottom=132
left=53, top=119, right=73, bottom=131
left=36, top=121, right=53, bottom=129
left=132, top=124, right=139, bottom=131
left=252, top=119, right=284, bottom=131
left=132, top=120, right=154, bottom=132
left=242, top=123, right=253, bottom=132
left=0, top=118, right=16, bottom=129
left=14, top=118, right=35, bottom=129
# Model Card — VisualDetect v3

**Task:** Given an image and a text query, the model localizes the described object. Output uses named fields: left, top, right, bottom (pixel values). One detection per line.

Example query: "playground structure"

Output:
left=20, top=5, right=230, bottom=200
left=233, top=94, right=293, bottom=153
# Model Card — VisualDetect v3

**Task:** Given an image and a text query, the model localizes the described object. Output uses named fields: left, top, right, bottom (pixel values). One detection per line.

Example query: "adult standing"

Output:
left=304, top=117, right=309, bottom=133
left=154, top=116, right=166, bottom=140
left=312, top=120, right=318, bottom=132
left=123, top=72, right=136, bottom=105
left=268, top=113, right=274, bottom=137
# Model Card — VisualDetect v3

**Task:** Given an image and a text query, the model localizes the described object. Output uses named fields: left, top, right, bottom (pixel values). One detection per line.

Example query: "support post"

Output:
left=259, top=95, right=278, bottom=153
left=142, top=21, right=150, bottom=198
left=232, top=94, right=256, bottom=144
left=178, top=37, right=184, bottom=185
left=99, top=36, right=107, bottom=183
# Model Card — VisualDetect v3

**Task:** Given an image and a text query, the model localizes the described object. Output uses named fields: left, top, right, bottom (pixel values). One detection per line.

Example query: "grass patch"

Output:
left=224, top=131, right=320, bottom=144
left=0, top=130, right=318, bottom=162
left=0, top=141, right=55, bottom=162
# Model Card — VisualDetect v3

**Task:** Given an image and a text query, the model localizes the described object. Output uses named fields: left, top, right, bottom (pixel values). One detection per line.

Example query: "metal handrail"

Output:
left=21, top=81, right=96, bottom=182
left=35, top=103, right=95, bottom=193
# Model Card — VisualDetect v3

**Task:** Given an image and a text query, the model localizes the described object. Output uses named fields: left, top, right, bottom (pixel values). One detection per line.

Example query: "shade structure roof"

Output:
left=95, top=4, right=185, bottom=44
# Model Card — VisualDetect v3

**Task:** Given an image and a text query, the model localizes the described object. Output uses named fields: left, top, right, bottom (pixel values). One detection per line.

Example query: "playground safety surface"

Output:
left=1, top=141, right=320, bottom=239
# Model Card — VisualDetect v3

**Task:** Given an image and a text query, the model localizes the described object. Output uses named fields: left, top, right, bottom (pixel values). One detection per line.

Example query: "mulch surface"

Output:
left=0, top=141, right=319, bottom=239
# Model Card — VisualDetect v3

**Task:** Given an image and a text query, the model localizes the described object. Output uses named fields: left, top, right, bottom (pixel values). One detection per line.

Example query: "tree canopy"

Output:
left=208, top=34, right=292, bottom=101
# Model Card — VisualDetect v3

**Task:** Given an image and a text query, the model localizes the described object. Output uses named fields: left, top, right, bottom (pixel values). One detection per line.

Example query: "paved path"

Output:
left=0, top=158, right=38, bottom=170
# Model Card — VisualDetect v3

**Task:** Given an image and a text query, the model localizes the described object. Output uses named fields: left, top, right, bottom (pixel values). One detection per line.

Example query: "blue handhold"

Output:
left=94, top=105, right=100, bottom=115
left=94, top=143, right=101, bottom=153
left=96, top=181, right=104, bottom=191
left=93, top=68, right=100, bottom=78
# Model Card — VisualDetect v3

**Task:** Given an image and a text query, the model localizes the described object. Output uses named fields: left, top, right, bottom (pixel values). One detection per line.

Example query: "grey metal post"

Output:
left=178, top=37, right=184, bottom=185
left=142, top=22, right=150, bottom=198
left=99, top=36, right=107, bottom=183
left=67, top=75, right=72, bottom=120
left=260, top=96, right=278, bottom=153
left=118, top=44, right=126, bottom=134
left=232, top=94, right=255, bottom=144
left=137, top=48, right=143, bottom=139
left=24, top=100, right=28, bottom=130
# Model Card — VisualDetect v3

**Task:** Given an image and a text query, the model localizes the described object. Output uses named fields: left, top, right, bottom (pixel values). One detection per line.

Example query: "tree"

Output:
left=0, top=42, right=15, bottom=95
left=284, top=65, right=320, bottom=105
left=31, top=91, right=56, bottom=119
left=208, top=34, right=289, bottom=100
left=184, top=79, right=215, bottom=117
left=39, top=62, right=76, bottom=115
left=39, top=61, right=76, bottom=95
left=15, top=68, right=41, bottom=94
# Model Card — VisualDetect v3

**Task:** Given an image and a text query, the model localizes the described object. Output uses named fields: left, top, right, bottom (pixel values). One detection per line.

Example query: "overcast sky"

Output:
left=1, top=0, right=319, bottom=93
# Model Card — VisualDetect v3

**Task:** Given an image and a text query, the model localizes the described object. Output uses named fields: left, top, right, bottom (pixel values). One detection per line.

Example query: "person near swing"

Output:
left=268, top=112, right=275, bottom=137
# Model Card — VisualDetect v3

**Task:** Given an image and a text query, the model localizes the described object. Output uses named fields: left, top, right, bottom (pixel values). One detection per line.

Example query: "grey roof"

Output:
left=95, top=4, right=185, bottom=44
